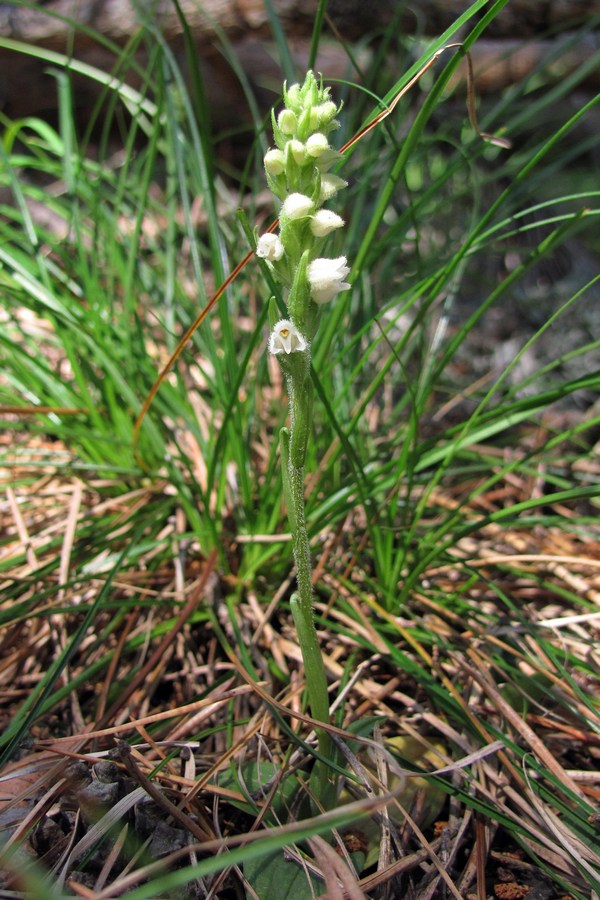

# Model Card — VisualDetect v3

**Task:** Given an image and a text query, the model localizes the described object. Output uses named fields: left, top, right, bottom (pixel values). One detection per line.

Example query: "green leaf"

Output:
left=216, top=760, right=299, bottom=819
left=244, top=849, right=322, bottom=900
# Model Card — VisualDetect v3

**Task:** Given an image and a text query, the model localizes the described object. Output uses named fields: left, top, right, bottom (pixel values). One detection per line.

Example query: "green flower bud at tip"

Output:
left=264, top=148, right=286, bottom=175
left=309, top=101, right=338, bottom=131
left=305, top=133, right=330, bottom=158
left=278, top=108, right=297, bottom=136
left=287, top=139, right=306, bottom=166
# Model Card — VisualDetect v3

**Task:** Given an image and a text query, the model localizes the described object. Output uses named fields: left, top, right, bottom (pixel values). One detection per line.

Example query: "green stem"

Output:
left=288, top=463, right=329, bottom=725
left=281, top=370, right=335, bottom=808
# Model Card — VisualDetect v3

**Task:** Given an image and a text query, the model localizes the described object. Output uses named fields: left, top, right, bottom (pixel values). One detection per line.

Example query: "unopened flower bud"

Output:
left=319, top=174, right=348, bottom=202
left=309, top=101, right=338, bottom=131
left=282, top=193, right=314, bottom=220
left=306, top=133, right=330, bottom=158
left=264, top=148, right=286, bottom=176
left=310, top=210, right=345, bottom=237
left=287, top=139, right=306, bottom=166
left=285, top=83, right=301, bottom=109
left=277, top=108, right=297, bottom=135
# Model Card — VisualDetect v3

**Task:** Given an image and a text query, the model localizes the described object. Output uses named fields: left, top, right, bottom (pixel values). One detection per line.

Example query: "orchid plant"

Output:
left=131, top=54, right=507, bottom=811
left=256, top=71, right=350, bottom=804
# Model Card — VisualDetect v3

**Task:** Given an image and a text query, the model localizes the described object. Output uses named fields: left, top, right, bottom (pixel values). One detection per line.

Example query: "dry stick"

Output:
left=95, top=608, right=138, bottom=722
left=0, top=405, right=86, bottom=415
left=474, top=813, right=489, bottom=900
left=111, top=740, right=213, bottom=842
left=133, top=45, right=507, bottom=466
left=41, top=682, right=251, bottom=745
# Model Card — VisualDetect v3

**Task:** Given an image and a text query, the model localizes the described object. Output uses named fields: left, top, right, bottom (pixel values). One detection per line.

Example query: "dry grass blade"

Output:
left=310, top=834, right=367, bottom=899
left=54, top=788, right=146, bottom=887
left=525, top=781, right=600, bottom=879
left=459, top=653, right=587, bottom=799
left=93, top=824, right=131, bottom=893
left=357, top=822, right=463, bottom=893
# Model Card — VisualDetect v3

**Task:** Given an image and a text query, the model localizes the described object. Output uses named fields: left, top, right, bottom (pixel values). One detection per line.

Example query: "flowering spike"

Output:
left=258, top=69, right=351, bottom=340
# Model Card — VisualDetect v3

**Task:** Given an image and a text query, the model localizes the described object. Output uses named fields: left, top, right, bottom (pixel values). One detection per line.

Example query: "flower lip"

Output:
left=307, top=256, right=351, bottom=304
left=269, top=319, right=308, bottom=355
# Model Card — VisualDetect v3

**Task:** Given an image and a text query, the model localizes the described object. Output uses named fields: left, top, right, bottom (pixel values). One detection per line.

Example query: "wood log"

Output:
left=1, top=0, right=599, bottom=46
left=0, top=1, right=598, bottom=120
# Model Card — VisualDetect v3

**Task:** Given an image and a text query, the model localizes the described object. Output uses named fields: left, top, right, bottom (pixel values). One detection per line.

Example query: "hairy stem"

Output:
left=282, top=373, right=335, bottom=807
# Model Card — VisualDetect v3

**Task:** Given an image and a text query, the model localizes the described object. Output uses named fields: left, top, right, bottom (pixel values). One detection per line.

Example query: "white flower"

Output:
left=282, top=192, right=314, bottom=220
left=256, top=233, right=284, bottom=261
left=305, top=133, right=329, bottom=158
left=264, top=148, right=286, bottom=176
left=319, top=174, right=348, bottom=202
left=277, top=109, right=297, bottom=135
left=310, top=209, right=345, bottom=237
left=269, top=320, right=308, bottom=355
left=308, top=257, right=351, bottom=304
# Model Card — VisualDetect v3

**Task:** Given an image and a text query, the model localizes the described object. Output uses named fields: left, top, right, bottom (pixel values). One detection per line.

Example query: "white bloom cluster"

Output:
left=261, top=71, right=351, bottom=356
